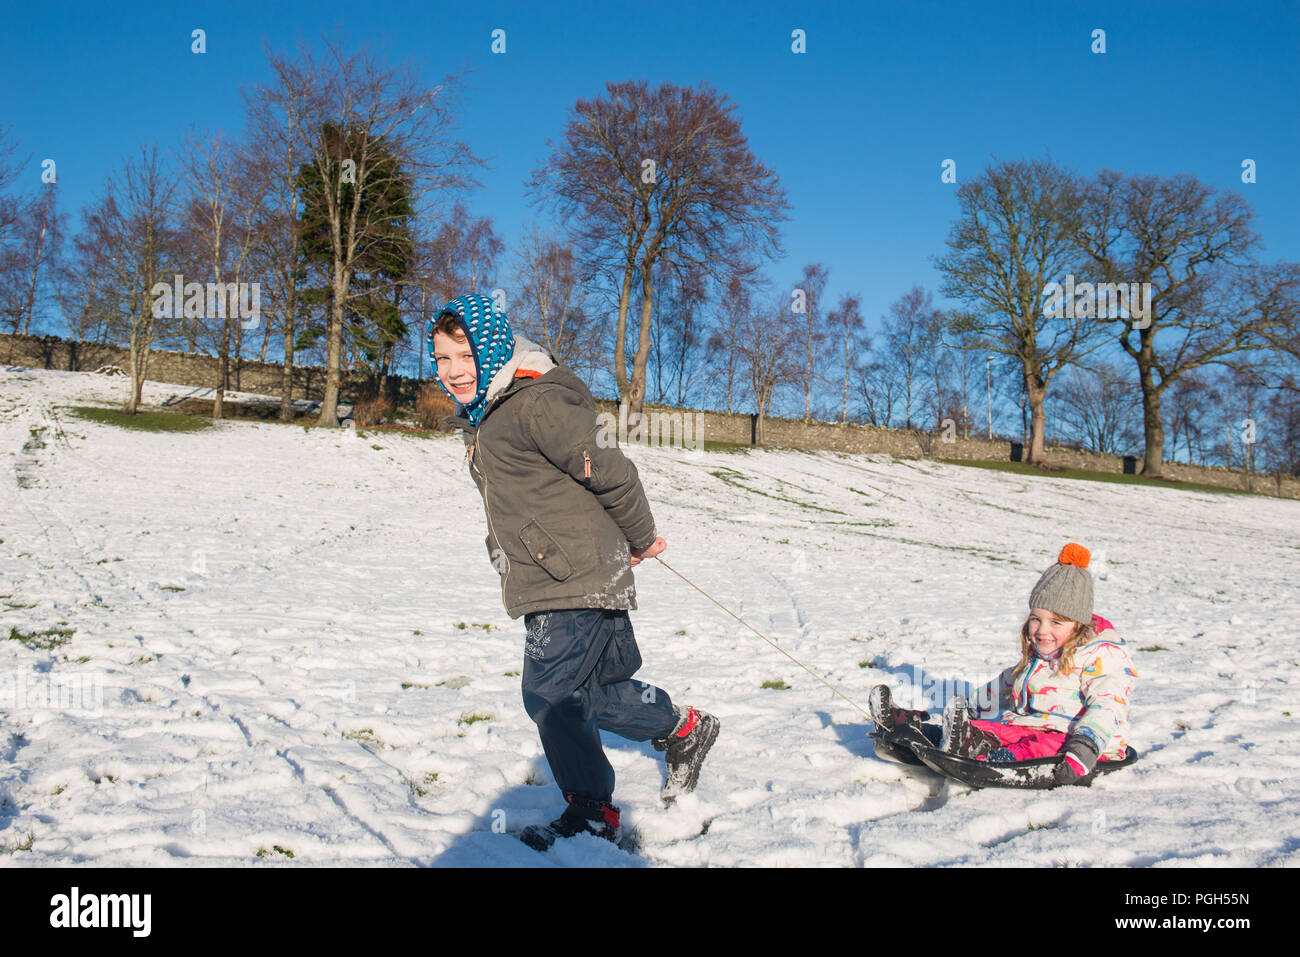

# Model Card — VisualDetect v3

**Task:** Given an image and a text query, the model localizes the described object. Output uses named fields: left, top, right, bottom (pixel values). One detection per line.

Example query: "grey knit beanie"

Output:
left=1028, top=543, right=1094, bottom=624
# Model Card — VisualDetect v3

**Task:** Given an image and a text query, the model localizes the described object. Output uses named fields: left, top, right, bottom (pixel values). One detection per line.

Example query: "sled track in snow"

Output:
left=5, top=404, right=431, bottom=862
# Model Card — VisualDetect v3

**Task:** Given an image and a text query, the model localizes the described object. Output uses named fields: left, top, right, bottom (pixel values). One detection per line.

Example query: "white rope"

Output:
left=653, top=556, right=874, bottom=721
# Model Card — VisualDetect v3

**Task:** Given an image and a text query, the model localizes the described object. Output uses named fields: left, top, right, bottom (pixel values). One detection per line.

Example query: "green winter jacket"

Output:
left=448, top=340, right=658, bottom=618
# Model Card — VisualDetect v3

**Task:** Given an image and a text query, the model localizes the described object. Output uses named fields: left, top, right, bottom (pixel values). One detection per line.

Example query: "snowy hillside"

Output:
left=2, top=366, right=1299, bottom=867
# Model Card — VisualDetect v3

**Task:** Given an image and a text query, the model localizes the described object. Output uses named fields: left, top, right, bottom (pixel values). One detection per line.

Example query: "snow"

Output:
left=2, top=365, right=1299, bottom=867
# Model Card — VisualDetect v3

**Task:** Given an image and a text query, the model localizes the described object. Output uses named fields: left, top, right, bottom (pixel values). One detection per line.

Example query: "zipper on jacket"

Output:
left=470, top=434, right=511, bottom=602
left=583, top=449, right=591, bottom=481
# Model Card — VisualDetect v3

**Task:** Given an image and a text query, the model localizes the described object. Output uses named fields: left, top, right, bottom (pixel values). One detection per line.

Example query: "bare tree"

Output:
left=254, top=34, right=480, bottom=427
left=737, top=285, right=799, bottom=443
left=0, top=125, right=30, bottom=248
left=647, top=260, right=709, bottom=406
left=510, top=223, right=604, bottom=377
left=94, top=145, right=179, bottom=413
left=859, top=355, right=901, bottom=428
left=1163, top=369, right=1217, bottom=464
left=919, top=307, right=955, bottom=431
left=826, top=292, right=866, bottom=423
left=793, top=263, right=829, bottom=421
left=1072, top=170, right=1296, bottom=476
left=54, top=207, right=113, bottom=344
left=881, top=286, right=936, bottom=429
left=242, top=50, right=318, bottom=419
left=4, top=185, right=62, bottom=335
left=179, top=128, right=260, bottom=418
left=705, top=271, right=756, bottom=413
left=530, top=79, right=788, bottom=425
left=1048, top=362, right=1141, bottom=455
left=935, top=157, right=1105, bottom=465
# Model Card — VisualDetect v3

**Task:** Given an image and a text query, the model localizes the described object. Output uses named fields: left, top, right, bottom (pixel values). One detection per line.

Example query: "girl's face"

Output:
left=1027, top=607, right=1077, bottom=657
left=433, top=330, right=477, bottom=403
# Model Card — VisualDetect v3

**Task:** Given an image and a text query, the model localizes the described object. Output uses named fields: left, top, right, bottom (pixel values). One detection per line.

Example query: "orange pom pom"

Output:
left=1058, top=543, right=1090, bottom=568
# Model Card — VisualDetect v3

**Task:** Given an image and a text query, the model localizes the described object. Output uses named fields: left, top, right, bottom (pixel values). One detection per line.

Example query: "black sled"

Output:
left=909, top=743, right=1140, bottom=790
left=869, top=723, right=935, bottom=767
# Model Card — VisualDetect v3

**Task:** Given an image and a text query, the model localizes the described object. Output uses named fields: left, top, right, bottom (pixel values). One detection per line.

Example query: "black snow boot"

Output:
left=940, top=697, right=1001, bottom=758
left=519, top=793, right=620, bottom=851
left=653, top=705, right=720, bottom=804
left=869, top=684, right=931, bottom=733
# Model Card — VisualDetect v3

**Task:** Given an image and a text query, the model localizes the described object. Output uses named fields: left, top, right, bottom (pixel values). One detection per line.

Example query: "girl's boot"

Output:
left=869, top=685, right=931, bottom=733
left=940, top=697, right=1001, bottom=758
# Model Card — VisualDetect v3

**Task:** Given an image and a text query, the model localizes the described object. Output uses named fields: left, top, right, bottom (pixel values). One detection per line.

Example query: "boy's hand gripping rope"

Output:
left=653, top=556, right=873, bottom=721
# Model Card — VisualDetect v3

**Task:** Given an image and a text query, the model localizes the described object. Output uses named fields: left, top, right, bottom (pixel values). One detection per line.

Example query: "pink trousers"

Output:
left=970, top=720, right=1067, bottom=761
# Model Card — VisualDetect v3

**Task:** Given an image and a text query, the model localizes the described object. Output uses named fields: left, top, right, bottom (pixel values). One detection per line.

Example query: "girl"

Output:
left=871, top=543, right=1136, bottom=784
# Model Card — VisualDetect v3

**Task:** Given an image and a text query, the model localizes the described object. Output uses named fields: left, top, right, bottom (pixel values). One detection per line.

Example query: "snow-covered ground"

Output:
left=2, top=365, right=1298, bottom=868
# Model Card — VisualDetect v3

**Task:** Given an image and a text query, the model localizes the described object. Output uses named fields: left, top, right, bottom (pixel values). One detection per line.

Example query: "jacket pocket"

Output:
left=518, top=518, right=575, bottom=582
left=596, top=613, right=642, bottom=685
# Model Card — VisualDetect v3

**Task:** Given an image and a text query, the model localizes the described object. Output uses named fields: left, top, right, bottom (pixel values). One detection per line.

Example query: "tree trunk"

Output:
left=1024, top=361, right=1048, bottom=465
left=804, top=319, right=813, bottom=422
left=126, top=331, right=151, bottom=414
left=613, top=257, right=635, bottom=428
left=213, top=261, right=229, bottom=420
left=21, top=223, right=47, bottom=336
left=842, top=336, right=850, bottom=424
left=318, top=271, right=347, bottom=426
left=627, top=260, right=655, bottom=422
left=1136, top=357, right=1166, bottom=478
left=260, top=311, right=271, bottom=363
left=215, top=314, right=231, bottom=419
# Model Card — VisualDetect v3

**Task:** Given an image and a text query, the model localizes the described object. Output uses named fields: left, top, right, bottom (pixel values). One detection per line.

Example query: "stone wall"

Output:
left=6, top=332, right=1296, bottom=500
left=1, top=332, right=424, bottom=405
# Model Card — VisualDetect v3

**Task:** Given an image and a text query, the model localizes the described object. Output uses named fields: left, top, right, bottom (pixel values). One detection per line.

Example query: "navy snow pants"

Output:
left=521, top=609, right=676, bottom=803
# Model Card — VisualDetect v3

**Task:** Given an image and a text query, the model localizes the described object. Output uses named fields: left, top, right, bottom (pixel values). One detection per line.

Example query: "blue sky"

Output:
left=3, top=0, right=1297, bottom=366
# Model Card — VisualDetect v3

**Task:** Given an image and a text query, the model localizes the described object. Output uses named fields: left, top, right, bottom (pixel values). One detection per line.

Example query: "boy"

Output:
left=428, top=293, right=719, bottom=850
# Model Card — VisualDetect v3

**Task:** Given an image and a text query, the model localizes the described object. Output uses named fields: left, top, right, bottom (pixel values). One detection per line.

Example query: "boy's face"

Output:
left=433, top=329, right=477, bottom=403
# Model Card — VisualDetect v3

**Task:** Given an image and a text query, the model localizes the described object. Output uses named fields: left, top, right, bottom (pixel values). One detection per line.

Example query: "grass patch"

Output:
left=407, top=771, right=439, bottom=797
left=1139, top=645, right=1171, bottom=652
left=64, top=404, right=212, bottom=433
left=256, top=845, right=295, bottom=859
left=459, top=711, right=493, bottom=725
left=169, top=398, right=316, bottom=424
left=0, top=831, right=34, bottom=854
left=7, top=625, right=74, bottom=650
left=699, top=438, right=753, bottom=454
left=454, top=621, right=499, bottom=632
left=938, top=458, right=1256, bottom=496
left=160, top=585, right=185, bottom=592
left=342, top=728, right=381, bottom=746
left=401, top=681, right=431, bottom=690
left=761, top=679, right=790, bottom=690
